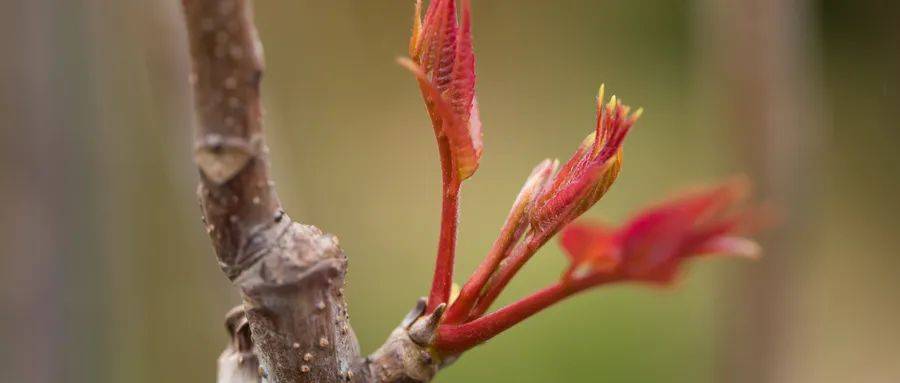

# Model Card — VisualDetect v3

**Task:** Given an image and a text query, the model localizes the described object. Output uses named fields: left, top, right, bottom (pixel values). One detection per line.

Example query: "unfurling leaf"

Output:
left=406, top=0, right=482, bottom=181
left=530, top=85, right=642, bottom=237
left=560, top=178, right=760, bottom=285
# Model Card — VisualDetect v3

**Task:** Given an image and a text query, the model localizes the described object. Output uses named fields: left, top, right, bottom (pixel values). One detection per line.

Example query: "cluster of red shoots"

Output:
left=401, top=0, right=761, bottom=356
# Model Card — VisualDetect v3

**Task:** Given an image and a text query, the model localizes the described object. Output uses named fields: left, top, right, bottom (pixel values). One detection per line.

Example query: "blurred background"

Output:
left=1, top=0, right=898, bottom=382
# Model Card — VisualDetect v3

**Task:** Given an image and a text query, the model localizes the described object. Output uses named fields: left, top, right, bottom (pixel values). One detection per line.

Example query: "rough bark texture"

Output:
left=181, top=1, right=442, bottom=382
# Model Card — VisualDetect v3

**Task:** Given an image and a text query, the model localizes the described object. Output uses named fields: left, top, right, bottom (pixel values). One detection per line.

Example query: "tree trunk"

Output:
left=694, top=0, right=821, bottom=381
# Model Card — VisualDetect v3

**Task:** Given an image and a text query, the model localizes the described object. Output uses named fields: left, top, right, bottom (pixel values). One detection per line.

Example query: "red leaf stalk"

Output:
left=443, top=160, right=557, bottom=324
left=429, top=149, right=460, bottom=312
left=436, top=274, right=621, bottom=355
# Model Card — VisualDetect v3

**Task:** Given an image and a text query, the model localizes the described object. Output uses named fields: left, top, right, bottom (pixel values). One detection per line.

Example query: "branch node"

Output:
left=401, top=297, right=427, bottom=329
left=194, top=133, right=263, bottom=184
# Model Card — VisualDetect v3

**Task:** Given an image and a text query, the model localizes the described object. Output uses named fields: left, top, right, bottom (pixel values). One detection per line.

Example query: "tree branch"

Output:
left=181, top=1, right=443, bottom=382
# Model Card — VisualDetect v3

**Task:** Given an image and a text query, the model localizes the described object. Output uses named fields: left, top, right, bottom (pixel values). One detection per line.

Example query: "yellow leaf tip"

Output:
left=633, top=107, right=644, bottom=119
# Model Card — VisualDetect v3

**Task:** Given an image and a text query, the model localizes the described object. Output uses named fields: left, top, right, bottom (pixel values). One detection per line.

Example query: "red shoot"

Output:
left=433, top=179, right=761, bottom=354
left=398, top=1, right=763, bottom=357
left=402, top=0, right=482, bottom=313
left=454, top=88, right=642, bottom=322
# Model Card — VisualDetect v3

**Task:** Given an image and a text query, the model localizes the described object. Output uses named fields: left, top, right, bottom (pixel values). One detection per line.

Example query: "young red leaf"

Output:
left=530, top=86, right=641, bottom=238
left=561, top=178, right=760, bottom=285
left=407, top=0, right=482, bottom=181
left=559, top=223, right=620, bottom=280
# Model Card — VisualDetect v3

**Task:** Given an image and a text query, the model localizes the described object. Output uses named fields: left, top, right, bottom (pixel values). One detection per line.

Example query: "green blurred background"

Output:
left=1, top=0, right=898, bottom=382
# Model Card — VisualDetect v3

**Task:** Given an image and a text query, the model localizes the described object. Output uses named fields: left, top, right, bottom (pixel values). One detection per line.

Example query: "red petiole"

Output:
left=436, top=272, right=621, bottom=354
left=443, top=206, right=529, bottom=323
left=427, top=138, right=461, bottom=313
